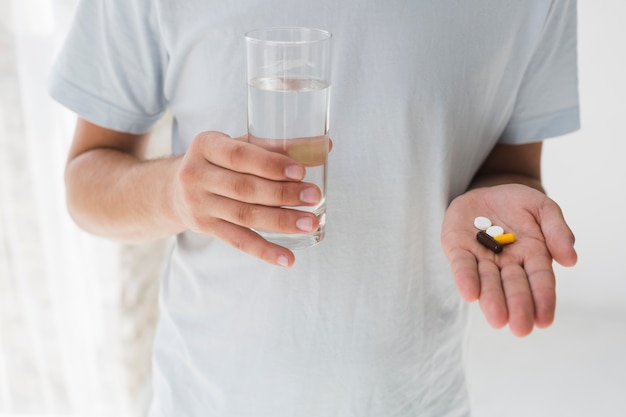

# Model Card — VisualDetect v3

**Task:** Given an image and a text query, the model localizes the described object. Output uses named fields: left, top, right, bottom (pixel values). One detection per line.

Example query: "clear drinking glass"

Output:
left=246, top=27, right=332, bottom=249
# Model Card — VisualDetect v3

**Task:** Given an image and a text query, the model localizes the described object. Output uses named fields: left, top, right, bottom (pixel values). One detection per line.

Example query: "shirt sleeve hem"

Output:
left=498, top=106, right=580, bottom=145
left=48, top=69, right=164, bottom=135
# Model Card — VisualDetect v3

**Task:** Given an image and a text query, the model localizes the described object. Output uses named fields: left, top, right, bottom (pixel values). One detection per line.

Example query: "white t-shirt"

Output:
left=50, top=1, right=579, bottom=416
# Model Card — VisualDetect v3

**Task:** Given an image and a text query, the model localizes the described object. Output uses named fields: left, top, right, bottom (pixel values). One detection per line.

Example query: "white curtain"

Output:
left=0, top=0, right=166, bottom=415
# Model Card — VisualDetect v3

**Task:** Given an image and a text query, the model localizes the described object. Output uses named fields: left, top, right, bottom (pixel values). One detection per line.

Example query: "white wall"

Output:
left=542, top=0, right=626, bottom=311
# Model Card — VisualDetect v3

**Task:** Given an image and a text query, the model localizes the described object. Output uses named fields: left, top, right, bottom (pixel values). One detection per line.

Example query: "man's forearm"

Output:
left=65, top=148, right=185, bottom=243
left=467, top=142, right=545, bottom=194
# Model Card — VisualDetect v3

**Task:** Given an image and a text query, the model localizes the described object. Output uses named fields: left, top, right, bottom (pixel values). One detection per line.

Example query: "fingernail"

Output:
left=296, top=217, right=314, bottom=232
left=277, top=255, right=290, bottom=267
left=285, top=165, right=304, bottom=180
left=299, top=187, right=319, bottom=204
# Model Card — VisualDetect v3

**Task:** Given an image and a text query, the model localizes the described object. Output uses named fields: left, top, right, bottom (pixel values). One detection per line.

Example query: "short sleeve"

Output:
left=499, top=0, right=580, bottom=144
left=49, top=0, right=167, bottom=134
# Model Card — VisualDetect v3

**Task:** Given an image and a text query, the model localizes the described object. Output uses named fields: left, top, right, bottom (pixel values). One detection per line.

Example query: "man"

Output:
left=50, top=0, right=579, bottom=415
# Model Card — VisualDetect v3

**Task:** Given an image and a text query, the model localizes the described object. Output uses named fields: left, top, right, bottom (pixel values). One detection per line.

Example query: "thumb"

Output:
left=540, top=199, right=578, bottom=267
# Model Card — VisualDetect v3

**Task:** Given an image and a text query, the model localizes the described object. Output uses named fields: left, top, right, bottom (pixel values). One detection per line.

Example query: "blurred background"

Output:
left=1, top=1, right=624, bottom=416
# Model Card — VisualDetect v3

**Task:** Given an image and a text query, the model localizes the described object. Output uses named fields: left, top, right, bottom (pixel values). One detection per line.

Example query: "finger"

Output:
left=201, top=163, right=322, bottom=207
left=477, top=259, right=508, bottom=329
left=524, top=253, right=557, bottom=328
left=202, top=194, right=319, bottom=235
left=209, top=218, right=296, bottom=267
left=540, top=200, right=578, bottom=267
left=447, top=247, right=480, bottom=302
left=500, top=264, right=534, bottom=337
left=196, top=132, right=306, bottom=181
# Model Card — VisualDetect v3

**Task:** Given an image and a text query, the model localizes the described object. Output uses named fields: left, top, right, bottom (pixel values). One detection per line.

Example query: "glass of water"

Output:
left=245, top=27, right=332, bottom=249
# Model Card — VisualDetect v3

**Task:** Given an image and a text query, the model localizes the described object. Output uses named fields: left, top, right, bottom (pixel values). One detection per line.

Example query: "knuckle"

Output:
left=228, top=142, right=248, bottom=168
left=181, top=191, right=200, bottom=210
left=190, top=131, right=229, bottom=161
left=230, top=175, right=256, bottom=198
left=190, top=208, right=221, bottom=233
left=180, top=204, right=203, bottom=231
left=176, top=191, right=216, bottom=233
left=278, top=182, right=308, bottom=205
left=234, top=204, right=258, bottom=226
left=176, top=170, right=204, bottom=208
left=178, top=161, right=197, bottom=183
left=270, top=183, right=291, bottom=204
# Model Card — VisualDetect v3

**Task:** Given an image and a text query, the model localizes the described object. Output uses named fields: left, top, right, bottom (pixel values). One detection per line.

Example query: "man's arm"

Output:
left=65, top=118, right=323, bottom=267
left=65, top=118, right=183, bottom=241
left=441, top=142, right=577, bottom=336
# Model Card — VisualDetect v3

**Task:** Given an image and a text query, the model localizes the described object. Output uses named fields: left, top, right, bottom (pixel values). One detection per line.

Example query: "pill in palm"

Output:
left=486, top=225, right=504, bottom=237
left=473, top=216, right=492, bottom=230
left=476, top=230, right=503, bottom=254
left=494, top=233, right=516, bottom=244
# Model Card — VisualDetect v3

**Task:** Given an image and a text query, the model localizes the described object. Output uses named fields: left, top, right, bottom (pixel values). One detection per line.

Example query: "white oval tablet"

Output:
left=486, top=225, right=504, bottom=237
left=474, top=216, right=492, bottom=230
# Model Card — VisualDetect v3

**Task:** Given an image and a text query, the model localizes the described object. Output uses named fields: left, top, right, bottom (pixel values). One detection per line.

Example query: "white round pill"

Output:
left=474, top=216, right=492, bottom=230
left=486, top=225, right=504, bottom=237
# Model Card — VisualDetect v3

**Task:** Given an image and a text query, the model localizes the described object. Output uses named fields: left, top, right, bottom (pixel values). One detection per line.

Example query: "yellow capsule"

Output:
left=494, top=233, right=516, bottom=245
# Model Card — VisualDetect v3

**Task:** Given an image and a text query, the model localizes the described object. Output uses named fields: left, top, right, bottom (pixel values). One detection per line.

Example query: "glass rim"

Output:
left=245, top=27, right=332, bottom=45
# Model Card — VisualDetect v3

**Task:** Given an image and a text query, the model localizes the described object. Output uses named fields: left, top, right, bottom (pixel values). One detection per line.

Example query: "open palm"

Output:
left=441, top=184, right=577, bottom=336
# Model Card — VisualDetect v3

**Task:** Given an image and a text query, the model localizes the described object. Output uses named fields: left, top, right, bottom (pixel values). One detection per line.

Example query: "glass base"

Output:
left=257, top=227, right=325, bottom=250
